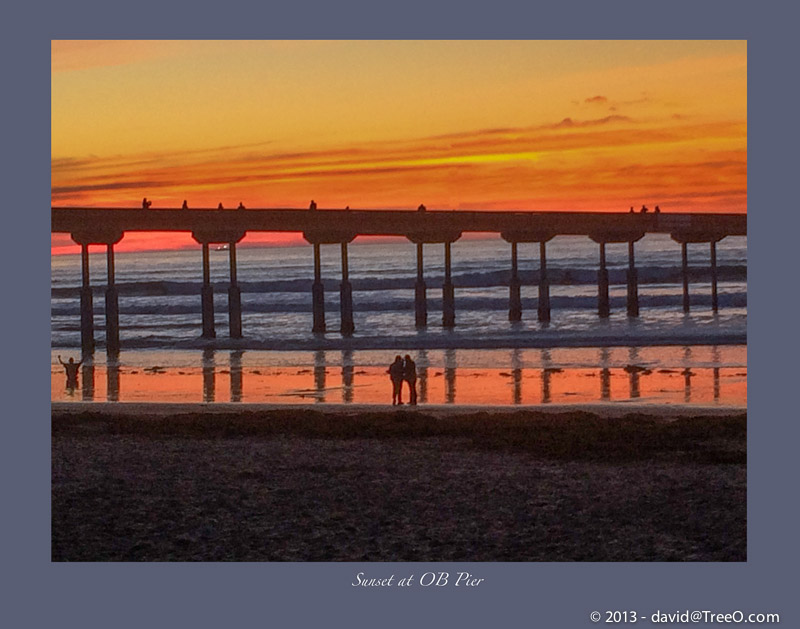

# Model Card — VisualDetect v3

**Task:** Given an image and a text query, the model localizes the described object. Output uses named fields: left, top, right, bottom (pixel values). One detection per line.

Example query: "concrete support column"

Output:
left=312, top=243, right=326, bottom=333
left=442, top=241, right=455, bottom=328
left=681, top=242, right=690, bottom=313
left=201, top=242, right=216, bottom=338
left=710, top=241, right=719, bottom=313
left=80, top=243, right=95, bottom=356
left=414, top=243, right=427, bottom=327
left=339, top=241, right=354, bottom=336
left=104, top=244, right=120, bottom=354
left=508, top=241, right=522, bottom=322
left=227, top=242, right=242, bottom=338
left=626, top=240, right=639, bottom=317
left=538, top=241, right=551, bottom=322
left=598, top=242, right=610, bottom=318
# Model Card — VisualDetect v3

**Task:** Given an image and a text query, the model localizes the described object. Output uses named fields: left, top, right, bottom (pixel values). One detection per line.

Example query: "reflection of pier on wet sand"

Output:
left=52, top=347, right=746, bottom=407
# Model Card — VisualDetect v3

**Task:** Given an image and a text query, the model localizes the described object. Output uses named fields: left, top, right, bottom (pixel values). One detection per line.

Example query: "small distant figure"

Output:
left=388, top=355, right=405, bottom=405
left=640, top=204, right=649, bottom=213
left=629, top=206, right=635, bottom=213
left=344, top=205, right=350, bottom=210
left=142, top=197, right=152, bottom=209
left=403, top=354, right=417, bottom=406
left=181, top=200, right=189, bottom=209
left=309, top=200, right=317, bottom=210
left=217, top=202, right=224, bottom=210
left=417, top=204, right=427, bottom=212
left=237, top=202, right=246, bottom=209
left=58, top=355, right=83, bottom=390
left=654, top=205, right=661, bottom=214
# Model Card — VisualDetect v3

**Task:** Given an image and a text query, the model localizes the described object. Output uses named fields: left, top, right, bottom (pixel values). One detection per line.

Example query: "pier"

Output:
left=51, top=207, right=746, bottom=355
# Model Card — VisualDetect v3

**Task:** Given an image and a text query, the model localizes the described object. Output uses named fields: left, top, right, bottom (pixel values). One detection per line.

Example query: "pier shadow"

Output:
left=342, top=350, right=354, bottom=404
left=230, top=350, right=243, bottom=403
left=202, top=348, right=215, bottom=403
left=541, top=349, right=552, bottom=404
left=599, top=347, right=611, bottom=401
left=444, top=348, right=456, bottom=404
left=628, top=347, right=641, bottom=399
left=107, top=358, right=120, bottom=402
left=417, top=349, right=429, bottom=404
left=81, top=363, right=95, bottom=401
left=511, top=348, right=522, bottom=405
left=314, top=350, right=326, bottom=403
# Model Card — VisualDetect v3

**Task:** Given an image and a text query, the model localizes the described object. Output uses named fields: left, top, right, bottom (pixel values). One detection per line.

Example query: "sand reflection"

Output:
left=52, top=347, right=747, bottom=407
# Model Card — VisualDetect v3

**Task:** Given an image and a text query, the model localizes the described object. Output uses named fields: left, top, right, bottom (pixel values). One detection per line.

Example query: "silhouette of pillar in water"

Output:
left=339, top=241, right=354, bottom=335
left=710, top=240, right=719, bottom=313
left=415, top=243, right=427, bottom=327
left=538, top=240, right=551, bottom=322
left=312, top=243, right=326, bottom=333
left=201, top=242, right=215, bottom=338
left=230, top=350, right=243, bottom=402
left=80, top=243, right=95, bottom=357
left=508, top=241, right=522, bottom=322
left=442, top=241, right=455, bottom=327
left=598, top=242, right=610, bottom=318
left=104, top=244, right=120, bottom=354
left=681, top=242, right=690, bottom=313
left=81, top=362, right=95, bottom=401
left=627, top=240, right=639, bottom=317
left=227, top=242, right=242, bottom=338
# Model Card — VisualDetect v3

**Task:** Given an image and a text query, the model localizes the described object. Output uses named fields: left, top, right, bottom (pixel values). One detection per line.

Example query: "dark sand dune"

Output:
left=52, top=407, right=746, bottom=562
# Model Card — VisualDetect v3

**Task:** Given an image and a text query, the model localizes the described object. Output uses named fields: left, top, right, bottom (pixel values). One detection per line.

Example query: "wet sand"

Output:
left=52, top=405, right=746, bottom=562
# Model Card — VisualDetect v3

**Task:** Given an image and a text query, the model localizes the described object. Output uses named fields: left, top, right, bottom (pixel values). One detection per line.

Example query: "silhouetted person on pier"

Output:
left=217, top=202, right=224, bottom=210
left=388, top=355, right=405, bottom=405
left=403, top=354, right=418, bottom=406
left=629, top=206, right=635, bottom=213
left=142, top=197, right=152, bottom=209
left=654, top=205, right=661, bottom=214
left=237, top=202, right=245, bottom=209
left=640, top=204, right=649, bottom=213
left=182, top=200, right=189, bottom=209
left=309, top=200, right=317, bottom=210
left=418, top=204, right=427, bottom=212
left=58, top=355, right=82, bottom=390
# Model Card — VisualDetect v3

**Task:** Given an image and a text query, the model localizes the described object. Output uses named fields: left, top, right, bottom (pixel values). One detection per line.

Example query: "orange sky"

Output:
left=51, top=40, right=747, bottom=254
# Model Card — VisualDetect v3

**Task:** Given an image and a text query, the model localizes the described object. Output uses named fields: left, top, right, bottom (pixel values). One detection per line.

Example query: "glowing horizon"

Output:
left=52, top=40, right=747, bottom=254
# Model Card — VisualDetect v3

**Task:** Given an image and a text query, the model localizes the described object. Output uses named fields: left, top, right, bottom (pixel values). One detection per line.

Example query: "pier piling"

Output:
left=80, top=243, right=95, bottom=356
left=509, top=241, right=522, bottom=322
left=340, top=241, right=354, bottom=336
left=415, top=243, right=428, bottom=327
left=201, top=242, right=216, bottom=338
left=538, top=241, right=551, bottom=322
left=228, top=242, right=242, bottom=338
left=682, top=242, right=690, bottom=313
left=312, top=243, right=326, bottom=333
left=627, top=240, right=639, bottom=317
left=598, top=242, right=610, bottom=318
left=442, top=241, right=455, bottom=327
left=710, top=240, right=719, bottom=313
left=104, top=244, right=120, bottom=354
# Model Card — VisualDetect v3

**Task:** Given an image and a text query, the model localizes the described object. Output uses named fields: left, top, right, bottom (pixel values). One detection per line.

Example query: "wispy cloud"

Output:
left=52, top=112, right=746, bottom=214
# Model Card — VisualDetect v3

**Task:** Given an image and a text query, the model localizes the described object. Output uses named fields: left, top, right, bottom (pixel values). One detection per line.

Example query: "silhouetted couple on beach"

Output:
left=388, top=355, right=417, bottom=406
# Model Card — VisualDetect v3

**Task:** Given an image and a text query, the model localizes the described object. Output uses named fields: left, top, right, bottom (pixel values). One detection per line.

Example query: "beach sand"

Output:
left=52, top=404, right=746, bottom=562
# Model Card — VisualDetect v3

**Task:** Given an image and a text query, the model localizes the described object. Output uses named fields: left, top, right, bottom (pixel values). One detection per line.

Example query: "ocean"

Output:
left=51, top=233, right=747, bottom=405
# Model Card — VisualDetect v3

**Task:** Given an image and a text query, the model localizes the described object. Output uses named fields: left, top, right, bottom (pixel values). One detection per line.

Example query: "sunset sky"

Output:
left=51, top=40, right=746, bottom=254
